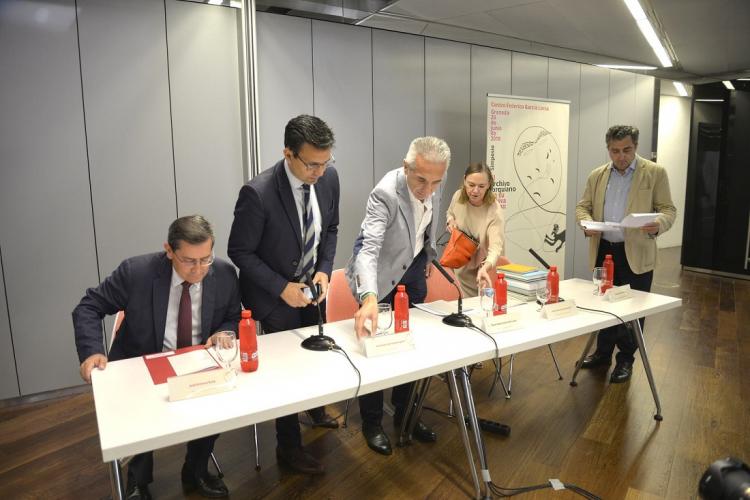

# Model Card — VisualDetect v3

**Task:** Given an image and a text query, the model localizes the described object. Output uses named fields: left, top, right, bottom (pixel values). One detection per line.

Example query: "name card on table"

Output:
left=167, top=368, right=236, bottom=402
left=604, top=284, right=633, bottom=302
left=542, top=299, right=577, bottom=320
left=482, top=311, right=522, bottom=333
left=362, top=332, right=414, bottom=358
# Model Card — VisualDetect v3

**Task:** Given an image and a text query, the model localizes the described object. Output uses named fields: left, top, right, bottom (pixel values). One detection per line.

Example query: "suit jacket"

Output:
left=575, top=155, right=676, bottom=274
left=72, top=252, right=241, bottom=363
left=227, top=160, right=340, bottom=320
left=346, top=167, right=442, bottom=301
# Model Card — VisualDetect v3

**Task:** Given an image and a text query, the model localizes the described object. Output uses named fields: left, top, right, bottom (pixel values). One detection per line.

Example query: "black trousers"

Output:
left=127, top=434, right=219, bottom=485
left=358, top=251, right=427, bottom=426
left=261, top=300, right=324, bottom=448
left=594, top=240, right=653, bottom=364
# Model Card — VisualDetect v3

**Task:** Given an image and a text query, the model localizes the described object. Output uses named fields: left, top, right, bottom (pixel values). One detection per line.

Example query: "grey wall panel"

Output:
left=608, top=70, right=636, bottom=128
left=256, top=13, right=313, bottom=170
left=165, top=1, right=243, bottom=260
left=470, top=45, right=511, bottom=164
left=372, top=30, right=425, bottom=182
left=78, top=0, right=177, bottom=278
left=312, top=21, right=374, bottom=270
left=0, top=0, right=99, bottom=394
left=635, top=74, right=656, bottom=158
left=511, top=52, right=548, bottom=99
left=0, top=250, right=19, bottom=399
left=426, top=38, right=471, bottom=235
left=574, top=64, right=611, bottom=279
left=548, top=59, right=581, bottom=279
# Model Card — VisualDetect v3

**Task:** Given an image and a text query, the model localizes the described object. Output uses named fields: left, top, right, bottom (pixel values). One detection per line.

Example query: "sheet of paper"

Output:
left=415, top=300, right=474, bottom=316
left=580, top=220, right=620, bottom=232
left=168, top=349, right=218, bottom=376
left=619, top=213, right=659, bottom=228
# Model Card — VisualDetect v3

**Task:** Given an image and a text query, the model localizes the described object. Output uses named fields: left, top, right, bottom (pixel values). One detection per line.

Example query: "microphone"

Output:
left=431, top=259, right=472, bottom=328
left=300, top=276, right=335, bottom=351
left=528, top=248, right=550, bottom=269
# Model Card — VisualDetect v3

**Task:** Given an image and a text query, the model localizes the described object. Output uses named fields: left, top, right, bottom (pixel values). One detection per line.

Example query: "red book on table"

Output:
left=142, top=345, right=218, bottom=385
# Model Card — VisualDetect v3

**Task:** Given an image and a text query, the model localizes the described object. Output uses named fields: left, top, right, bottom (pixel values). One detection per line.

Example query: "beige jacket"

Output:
left=575, top=156, right=676, bottom=274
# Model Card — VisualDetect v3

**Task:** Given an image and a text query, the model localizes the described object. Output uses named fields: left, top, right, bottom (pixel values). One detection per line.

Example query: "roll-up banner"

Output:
left=487, top=94, right=570, bottom=274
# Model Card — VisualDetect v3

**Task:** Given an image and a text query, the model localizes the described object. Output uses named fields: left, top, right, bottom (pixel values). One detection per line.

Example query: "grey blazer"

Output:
left=346, top=167, right=442, bottom=302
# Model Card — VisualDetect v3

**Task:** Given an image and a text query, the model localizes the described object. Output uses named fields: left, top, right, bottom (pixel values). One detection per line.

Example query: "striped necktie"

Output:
left=300, top=184, right=315, bottom=280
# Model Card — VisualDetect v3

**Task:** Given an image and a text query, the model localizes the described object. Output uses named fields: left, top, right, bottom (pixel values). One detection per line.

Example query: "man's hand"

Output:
left=354, top=295, right=378, bottom=338
left=281, top=282, right=312, bottom=308
left=311, top=272, right=330, bottom=304
left=477, top=266, right=493, bottom=290
left=640, top=222, right=660, bottom=235
left=80, top=354, right=107, bottom=383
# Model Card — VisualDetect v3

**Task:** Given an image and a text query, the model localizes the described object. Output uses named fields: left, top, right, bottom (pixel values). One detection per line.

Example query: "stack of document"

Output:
left=497, top=263, right=547, bottom=302
left=580, top=213, right=660, bottom=232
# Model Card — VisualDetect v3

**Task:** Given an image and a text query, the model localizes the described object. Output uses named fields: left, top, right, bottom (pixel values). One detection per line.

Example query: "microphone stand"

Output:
left=431, top=259, right=472, bottom=327
left=300, top=278, right=335, bottom=351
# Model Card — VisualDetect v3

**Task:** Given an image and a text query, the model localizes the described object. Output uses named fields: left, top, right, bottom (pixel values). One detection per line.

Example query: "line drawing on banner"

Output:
left=504, top=125, right=566, bottom=258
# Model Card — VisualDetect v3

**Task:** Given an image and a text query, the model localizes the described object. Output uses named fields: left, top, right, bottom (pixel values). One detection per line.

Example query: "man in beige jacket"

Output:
left=575, top=125, right=676, bottom=383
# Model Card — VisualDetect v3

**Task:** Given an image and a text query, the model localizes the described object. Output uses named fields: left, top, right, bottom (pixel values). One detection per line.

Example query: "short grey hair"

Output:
left=167, top=215, right=214, bottom=251
left=606, top=125, right=639, bottom=146
left=404, top=136, right=451, bottom=170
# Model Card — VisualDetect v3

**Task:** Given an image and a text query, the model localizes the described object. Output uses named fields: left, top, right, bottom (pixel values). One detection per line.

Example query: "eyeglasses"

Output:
left=173, top=252, right=215, bottom=267
left=295, top=153, right=335, bottom=171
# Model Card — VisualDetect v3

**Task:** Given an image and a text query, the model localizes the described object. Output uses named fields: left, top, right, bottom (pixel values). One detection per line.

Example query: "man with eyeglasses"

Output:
left=228, top=114, right=340, bottom=475
left=73, top=215, right=241, bottom=499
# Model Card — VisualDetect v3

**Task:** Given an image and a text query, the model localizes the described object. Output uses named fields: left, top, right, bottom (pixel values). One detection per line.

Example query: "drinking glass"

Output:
left=536, top=286, right=549, bottom=312
left=212, top=331, right=238, bottom=372
left=592, top=267, right=606, bottom=295
left=480, top=287, right=496, bottom=317
left=376, top=303, right=393, bottom=335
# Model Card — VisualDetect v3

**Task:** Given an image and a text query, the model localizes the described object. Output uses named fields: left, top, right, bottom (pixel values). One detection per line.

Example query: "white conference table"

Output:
left=92, top=279, right=681, bottom=499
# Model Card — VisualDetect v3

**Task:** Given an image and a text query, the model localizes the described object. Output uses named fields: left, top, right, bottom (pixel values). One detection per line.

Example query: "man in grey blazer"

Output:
left=346, top=136, right=450, bottom=455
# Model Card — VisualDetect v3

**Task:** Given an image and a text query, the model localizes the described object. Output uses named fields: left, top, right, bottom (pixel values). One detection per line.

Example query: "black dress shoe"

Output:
left=609, top=362, right=633, bottom=383
left=362, top=423, right=392, bottom=456
left=181, top=464, right=229, bottom=498
left=306, top=407, right=340, bottom=429
left=393, top=414, right=437, bottom=443
left=125, top=483, right=152, bottom=500
left=580, top=352, right=612, bottom=369
left=275, top=446, right=325, bottom=475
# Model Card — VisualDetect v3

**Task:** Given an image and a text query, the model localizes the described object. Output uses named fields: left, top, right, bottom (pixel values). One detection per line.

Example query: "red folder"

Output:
left=142, top=345, right=218, bottom=385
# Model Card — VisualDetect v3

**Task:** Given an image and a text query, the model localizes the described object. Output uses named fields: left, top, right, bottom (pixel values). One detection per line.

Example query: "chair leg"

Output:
left=547, top=344, right=564, bottom=380
left=210, top=452, right=224, bottom=479
left=570, top=332, right=597, bottom=387
left=252, top=424, right=260, bottom=470
left=343, top=399, right=351, bottom=428
left=488, top=357, right=511, bottom=399
left=507, top=354, right=514, bottom=396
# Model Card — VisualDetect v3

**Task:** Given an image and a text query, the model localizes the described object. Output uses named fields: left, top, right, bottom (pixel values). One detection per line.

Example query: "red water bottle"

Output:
left=239, top=309, right=258, bottom=372
left=493, top=269, right=507, bottom=315
left=547, top=266, right=560, bottom=303
left=394, top=285, right=409, bottom=333
left=602, top=254, right=614, bottom=293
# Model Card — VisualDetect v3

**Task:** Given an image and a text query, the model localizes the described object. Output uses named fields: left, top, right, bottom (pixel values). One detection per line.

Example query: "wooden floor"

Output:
left=2, top=247, right=749, bottom=499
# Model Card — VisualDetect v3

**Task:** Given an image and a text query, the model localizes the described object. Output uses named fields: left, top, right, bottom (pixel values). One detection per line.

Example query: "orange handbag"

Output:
left=439, top=228, right=479, bottom=268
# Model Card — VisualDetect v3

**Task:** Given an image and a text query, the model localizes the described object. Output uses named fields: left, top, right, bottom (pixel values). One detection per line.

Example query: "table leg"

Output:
left=109, top=460, right=125, bottom=500
left=457, top=368, right=493, bottom=499
left=570, top=332, right=597, bottom=386
left=446, top=370, right=482, bottom=500
left=631, top=319, right=663, bottom=421
left=397, top=378, right=424, bottom=446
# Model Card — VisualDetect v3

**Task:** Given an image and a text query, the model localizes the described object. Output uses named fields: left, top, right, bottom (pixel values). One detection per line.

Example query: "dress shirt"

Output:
left=408, top=187, right=433, bottom=257
left=284, top=159, right=321, bottom=276
left=163, top=269, right=202, bottom=351
left=602, top=158, right=636, bottom=243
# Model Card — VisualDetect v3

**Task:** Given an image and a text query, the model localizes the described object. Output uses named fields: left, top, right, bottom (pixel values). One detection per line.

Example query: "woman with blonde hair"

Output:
left=445, top=163, right=506, bottom=297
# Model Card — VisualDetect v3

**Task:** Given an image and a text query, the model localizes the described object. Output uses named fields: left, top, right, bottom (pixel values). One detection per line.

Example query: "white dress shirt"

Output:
left=284, top=160, right=322, bottom=276
left=408, top=187, right=433, bottom=257
left=163, top=268, right=202, bottom=351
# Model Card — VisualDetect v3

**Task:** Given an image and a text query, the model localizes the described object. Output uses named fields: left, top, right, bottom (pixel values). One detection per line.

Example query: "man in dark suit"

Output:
left=73, top=215, right=241, bottom=500
left=228, top=114, right=340, bottom=475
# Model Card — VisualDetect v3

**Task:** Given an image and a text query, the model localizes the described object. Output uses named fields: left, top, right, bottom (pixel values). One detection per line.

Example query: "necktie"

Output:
left=299, top=184, right=315, bottom=280
left=176, top=281, right=192, bottom=349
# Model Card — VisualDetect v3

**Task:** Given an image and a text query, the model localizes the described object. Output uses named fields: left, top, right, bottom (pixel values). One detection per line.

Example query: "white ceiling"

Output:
left=257, top=0, right=750, bottom=84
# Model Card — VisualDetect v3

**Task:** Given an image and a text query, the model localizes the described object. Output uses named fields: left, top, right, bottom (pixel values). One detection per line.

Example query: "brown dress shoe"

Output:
left=306, top=407, right=339, bottom=428
left=276, top=446, right=325, bottom=474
